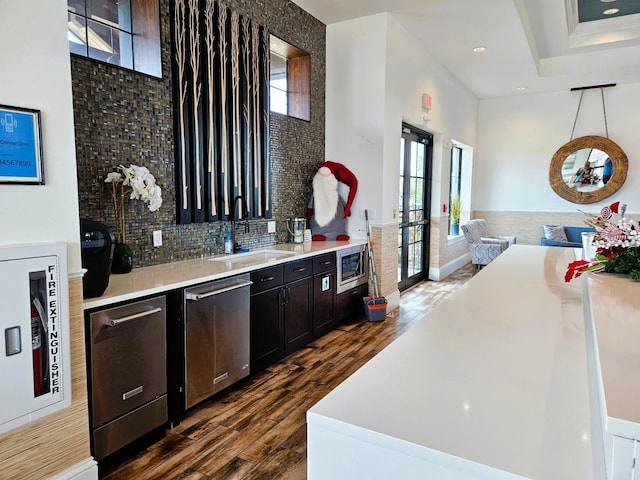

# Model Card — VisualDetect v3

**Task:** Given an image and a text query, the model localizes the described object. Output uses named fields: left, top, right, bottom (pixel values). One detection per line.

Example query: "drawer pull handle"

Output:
left=320, top=261, right=331, bottom=265
left=294, top=267, right=306, bottom=272
left=186, top=280, right=253, bottom=301
left=123, top=386, right=143, bottom=400
left=261, top=276, right=275, bottom=282
left=214, top=372, right=229, bottom=384
left=105, top=307, right=162, bottom=327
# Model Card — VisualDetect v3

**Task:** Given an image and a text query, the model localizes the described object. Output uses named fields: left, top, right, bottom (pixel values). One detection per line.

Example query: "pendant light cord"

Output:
left=601, top=87, right=609, bottom=138
left=570, top=90, right=584, bottom=141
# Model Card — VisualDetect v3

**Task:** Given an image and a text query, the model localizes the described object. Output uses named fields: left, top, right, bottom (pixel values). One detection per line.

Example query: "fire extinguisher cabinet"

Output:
left=0, top=243, right=71, bottom=435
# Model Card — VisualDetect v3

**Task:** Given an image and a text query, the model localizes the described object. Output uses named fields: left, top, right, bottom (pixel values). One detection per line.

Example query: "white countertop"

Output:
left=83, top=240, right=364, bottom=310
left=586, top=272, right=640, bottom=440
left=307, top=245, right=605, bottom=479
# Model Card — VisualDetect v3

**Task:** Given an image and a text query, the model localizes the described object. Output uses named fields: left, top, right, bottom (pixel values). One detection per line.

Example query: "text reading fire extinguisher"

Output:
left=31, top=295, right=47, bottom=397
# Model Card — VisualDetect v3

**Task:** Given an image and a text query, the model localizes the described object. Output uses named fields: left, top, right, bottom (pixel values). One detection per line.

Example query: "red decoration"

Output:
left=321, top=161, right=358, bottom=218
left=610, top=201, right=620, bottom=213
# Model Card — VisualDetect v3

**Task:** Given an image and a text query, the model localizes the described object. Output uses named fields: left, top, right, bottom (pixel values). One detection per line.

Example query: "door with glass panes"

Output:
left=398, top=125, right=432, bottom=291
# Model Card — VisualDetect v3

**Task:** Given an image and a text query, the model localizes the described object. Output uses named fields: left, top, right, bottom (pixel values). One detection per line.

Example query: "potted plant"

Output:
left=450, top=196, right=461, bottom=235
left=105, top=164, right=162, bottom=273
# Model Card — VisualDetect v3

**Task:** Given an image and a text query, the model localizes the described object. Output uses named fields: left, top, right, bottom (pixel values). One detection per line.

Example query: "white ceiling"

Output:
left=289, top=0, right=640, bottom=98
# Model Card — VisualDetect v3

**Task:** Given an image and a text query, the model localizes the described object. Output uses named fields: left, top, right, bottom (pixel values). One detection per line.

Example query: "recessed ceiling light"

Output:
left=600, top=0, right=617, bottom=3
left=472, top=46, right=486, bottom=53
left=603, top=8, right=619, bottom=14
left=516, top=86, right=527, bottom=91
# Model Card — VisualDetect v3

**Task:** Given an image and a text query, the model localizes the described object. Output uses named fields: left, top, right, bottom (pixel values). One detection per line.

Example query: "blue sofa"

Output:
left=540, top=225, right=595, bottom=248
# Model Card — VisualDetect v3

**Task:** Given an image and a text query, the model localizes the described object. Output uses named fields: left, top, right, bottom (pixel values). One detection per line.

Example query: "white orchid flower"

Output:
left=105, top=172, right=123, bottom=183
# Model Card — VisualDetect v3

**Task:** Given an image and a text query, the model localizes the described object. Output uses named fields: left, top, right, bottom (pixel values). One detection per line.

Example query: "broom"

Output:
left=363, top=209, right=387, bottom=322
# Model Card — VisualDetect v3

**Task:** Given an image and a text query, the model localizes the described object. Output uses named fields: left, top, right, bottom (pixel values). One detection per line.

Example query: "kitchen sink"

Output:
left=210, top=250, right=295, bottom=268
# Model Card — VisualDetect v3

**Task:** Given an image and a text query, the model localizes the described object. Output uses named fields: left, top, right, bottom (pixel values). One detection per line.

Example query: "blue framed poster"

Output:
left=0, top=105, right=44, bottom=184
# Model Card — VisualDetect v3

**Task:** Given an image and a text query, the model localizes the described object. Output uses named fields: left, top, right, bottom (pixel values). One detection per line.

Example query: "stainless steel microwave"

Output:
left=337, top=244, right=368, bottom=294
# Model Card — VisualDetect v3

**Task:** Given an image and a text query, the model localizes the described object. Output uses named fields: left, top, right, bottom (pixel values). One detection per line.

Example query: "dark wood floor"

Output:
left=102, top=265, right=473, bottom=480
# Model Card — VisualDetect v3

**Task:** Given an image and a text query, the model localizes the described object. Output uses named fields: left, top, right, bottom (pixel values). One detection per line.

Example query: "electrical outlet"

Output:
left=152, top=230, right=163, bottom=247
left=267, top=221, right=276, bottom=234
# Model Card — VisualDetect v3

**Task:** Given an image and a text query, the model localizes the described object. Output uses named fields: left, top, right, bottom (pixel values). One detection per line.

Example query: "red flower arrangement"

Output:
left=565, top=201, right=640, bottom=282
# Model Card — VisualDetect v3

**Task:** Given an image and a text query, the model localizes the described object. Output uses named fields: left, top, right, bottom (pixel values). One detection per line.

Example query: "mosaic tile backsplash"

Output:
left=72, top=0, right=325, bottom=268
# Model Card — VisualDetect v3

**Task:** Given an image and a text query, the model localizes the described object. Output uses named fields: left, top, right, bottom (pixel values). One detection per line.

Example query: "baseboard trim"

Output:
left=49, top=458, right=98, bottom=480
left=384, top=289, right=400, bottom=312
left=429, top=253, right=470, bottom=281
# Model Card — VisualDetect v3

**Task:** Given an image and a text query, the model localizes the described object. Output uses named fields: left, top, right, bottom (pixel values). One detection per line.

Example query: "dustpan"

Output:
left=363, top=295, right=387, bottom=322
left=363, top=209, right=387, bottom=322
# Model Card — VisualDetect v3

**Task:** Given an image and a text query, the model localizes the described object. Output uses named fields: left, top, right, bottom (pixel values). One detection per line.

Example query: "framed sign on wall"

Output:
left=0, top=105, right=44, bottom=184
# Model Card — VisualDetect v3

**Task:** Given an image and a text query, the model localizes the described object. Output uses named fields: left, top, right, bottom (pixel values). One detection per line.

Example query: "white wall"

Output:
left=476, top=84, right=640, bottom=213
left=385, top=13, right=477, bottom=224
left=325, top=14, right=389, bottom=236
left=0, top=0, right=81, bottom=271
left=326, top=13, right=479, bottom=236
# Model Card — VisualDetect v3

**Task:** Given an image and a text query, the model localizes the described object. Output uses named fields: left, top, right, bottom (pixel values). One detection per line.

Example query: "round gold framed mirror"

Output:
left=549, top=135, right=628, bottom=204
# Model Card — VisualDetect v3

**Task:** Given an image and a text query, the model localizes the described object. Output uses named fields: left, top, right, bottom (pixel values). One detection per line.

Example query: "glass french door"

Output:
left=398, top=124, right=432, bottom=292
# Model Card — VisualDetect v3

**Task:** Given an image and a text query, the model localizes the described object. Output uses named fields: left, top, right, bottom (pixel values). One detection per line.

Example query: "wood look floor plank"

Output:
left=102, top=431, right=194, bottom=478
left=195, top=419, right=273, bottom=475
left=241, top=448, right=304, bottom=480
left=132, top=426, right=238, bottom=480
left=263, top=389, right=310, bottom=423
left=170, top=467, right=210, bottom=480
left=220, top=388, right=291, bottom=431
left=204, top=456, right=255, bottom=480
left=193, top=416, right=276, bottom=475
left=242, top=364, right=306, bottom=399
left=102, top=267, right=472, bottom=480
left=237, top=407, right=307, bottom=463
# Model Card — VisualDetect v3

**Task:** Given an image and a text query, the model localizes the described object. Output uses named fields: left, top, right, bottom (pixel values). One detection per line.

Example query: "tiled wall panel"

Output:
left=72, top=0, right=325, bottom=267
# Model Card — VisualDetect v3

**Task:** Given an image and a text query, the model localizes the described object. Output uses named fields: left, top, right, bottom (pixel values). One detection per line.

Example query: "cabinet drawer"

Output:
left=88, top=296, right=167, bottom=427
left=284, top=258, right=313, bottom=283
left=250, top=265, right=284, bottom=294
left=313, top=252, right=336, bottom=274
left=336, top=284, right=368, bottom=323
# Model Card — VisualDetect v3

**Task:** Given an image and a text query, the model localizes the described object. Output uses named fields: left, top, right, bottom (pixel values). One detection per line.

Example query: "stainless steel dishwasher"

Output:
left=88, top=295, right=167, bottom=460
left=184, top=274, right=252, bottom=409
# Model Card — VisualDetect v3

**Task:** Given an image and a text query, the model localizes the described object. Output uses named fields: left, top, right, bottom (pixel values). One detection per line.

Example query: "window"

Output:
left=67, top=0, right=161, bottom=78
left=269, top=35, right=310, bottom=121
left=270, top=51, right=288, bottom=115
left=448, top=142, right=474, bottom=237
left=449, top=145, right=462, bottom=235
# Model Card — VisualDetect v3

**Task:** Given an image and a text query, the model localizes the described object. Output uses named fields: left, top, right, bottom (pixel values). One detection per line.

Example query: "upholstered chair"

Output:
left=460, top=219, right=516, bottom=271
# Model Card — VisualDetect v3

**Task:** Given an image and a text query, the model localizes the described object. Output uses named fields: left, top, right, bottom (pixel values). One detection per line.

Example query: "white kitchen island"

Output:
left=307, top=245, right=608, bottom=479
left=585, top=272, right=640, bottom=478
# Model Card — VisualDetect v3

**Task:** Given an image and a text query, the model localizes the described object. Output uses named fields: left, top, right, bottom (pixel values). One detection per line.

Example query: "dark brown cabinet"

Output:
left=250, top=284, right=284, bottom=372
left=283, top=276, right=313, bottom=354
left=250, top=265, right=285, bottom=373
left=249, top=252, right=363, bottom=373
left=312, top=252, right=337, bottom=337
left=336, top=283, right=368, bottom=324
left=250, top=258, right=314, bottom=372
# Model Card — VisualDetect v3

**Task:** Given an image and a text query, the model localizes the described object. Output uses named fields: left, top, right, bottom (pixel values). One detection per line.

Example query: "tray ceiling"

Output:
left=290, top=0, right=640, bottom=98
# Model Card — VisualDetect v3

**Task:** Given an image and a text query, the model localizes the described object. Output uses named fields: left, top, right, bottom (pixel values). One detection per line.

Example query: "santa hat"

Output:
left=321, top=161, right=358, bottom=218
